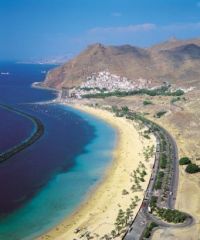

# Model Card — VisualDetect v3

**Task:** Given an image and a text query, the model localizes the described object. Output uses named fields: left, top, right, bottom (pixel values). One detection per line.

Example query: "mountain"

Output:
left=43, top=38, right=200, bottom=89
left=150, top=37, right=200, bottom=51
left=160, top=44, right=200, bottom=61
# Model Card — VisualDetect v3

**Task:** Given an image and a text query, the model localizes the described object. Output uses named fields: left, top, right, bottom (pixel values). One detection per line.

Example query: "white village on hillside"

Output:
left=61, top=71, right=153, bottom=99
left=59, top=71, right=189, bottom=100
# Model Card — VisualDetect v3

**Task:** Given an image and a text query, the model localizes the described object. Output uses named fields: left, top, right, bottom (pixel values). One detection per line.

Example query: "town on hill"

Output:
left=43, top=38, right=200, bottom=92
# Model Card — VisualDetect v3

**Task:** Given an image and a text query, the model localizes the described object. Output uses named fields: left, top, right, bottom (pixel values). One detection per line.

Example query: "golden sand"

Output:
left=38, top=104, right=156, bottom=240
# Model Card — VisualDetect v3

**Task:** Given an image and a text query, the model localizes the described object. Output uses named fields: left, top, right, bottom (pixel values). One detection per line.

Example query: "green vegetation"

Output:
left=115, top=209, right=125, bottom=235
left=130, top=195, right=140, bottom=210
left=154, top=110, right=167, bottom=118
left=111, top=105, right=128, bottom=117
left=142, top=129, right=151, bottom=139
left=111, top=230, right=117, bottom=238
left=150, top=196, right=158, bottom=209
left=155, top=208, right=187, bottom=223
left=131, top=161, right=147, bottom=192
left=111, top=105, right=118, bottom=113
left=143, top=145, right=155, bottom=162
left=83, top=86, right=184, bottom=99
left=121, top=106, right=129, bottom=114
left=143, top=99, right=153, bottom=105
left=158, top=171, right=164, bottom=178
left=143, top=134, right=150, bottom=139
left=160, top=138, right=167, bottom=152
left=172, top=89, right=185, bottom=96
left=185, top=163, right=200, bottom=174
left=142, top=222, right=158, bottom=239
left=154, top=171, right=164, bottom=190
left=179, top=157, right=191, bottom=165
left=84, top=198, right=138, bottom=239
left=171, top=96, right=181, bottom=104
left=112, top=196, right=140, bottom=237
left=160, top=153, right=168, bottom=169
left=122, top=189, right=129, bottom=195
left=80, top=87, right=107, bottom=92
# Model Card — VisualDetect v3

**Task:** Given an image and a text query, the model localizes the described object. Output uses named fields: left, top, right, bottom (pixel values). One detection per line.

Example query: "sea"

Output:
left=0, top=62, right=116, bottom=240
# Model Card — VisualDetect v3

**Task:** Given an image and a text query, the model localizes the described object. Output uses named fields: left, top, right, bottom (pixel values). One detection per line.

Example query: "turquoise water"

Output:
left=0, top=105, right=116, bottom=240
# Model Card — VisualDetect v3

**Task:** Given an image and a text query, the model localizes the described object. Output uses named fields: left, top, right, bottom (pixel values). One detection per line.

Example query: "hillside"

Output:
left=43, top=38, right=200, bottom=89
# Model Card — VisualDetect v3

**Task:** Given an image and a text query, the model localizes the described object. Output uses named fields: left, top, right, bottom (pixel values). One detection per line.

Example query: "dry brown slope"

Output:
left=150, top=43, right=200, bottom=86
left=43, top=43, right=153, bottom=89
left=43, top=38, right=200, bottom=89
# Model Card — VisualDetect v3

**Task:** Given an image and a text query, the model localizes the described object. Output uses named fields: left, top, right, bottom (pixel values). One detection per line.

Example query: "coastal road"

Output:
left=160, top=126, right=179, bottom=209
left=123, top=117, right=194, bottom=240
left=125, top=211, right=149, bottom=240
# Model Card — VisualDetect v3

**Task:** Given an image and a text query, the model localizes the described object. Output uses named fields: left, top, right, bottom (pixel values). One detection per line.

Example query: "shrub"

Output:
left=171, top=89, right=184, bottom=96
left=143, top=222, right=158, bottom=238
left=160, top=153, right=167, bottom=169
left=185, top=163, right=200, bottom=174
left=179, top=157, right=191, bottom=165
left=140, top=177, right=145, bottom=182
left=143, top=100, right=153, bottom=105
left=115, top=111, right=124, bottom=117
left=143, top=134, right=150, bottom=139
left=121, top=106, right=129, bottom=113
left=83, top=86, right=184, bottom=99
left=171, top=97, right=181, bottom=104
left=154, top=180, right=162, bottom=190
left=150, top=196, right=158, bottom=208
left=111, top=105, right=118, bottom=113
left=111, top=230, right=116, bottom=238
left=122, top=189, right=129, bottom=195
left=155, top=111, right=167, bottom=118
left=141, top=170, right=147, bottom=177
left=154, top=170, right=165, bottom=190
left=156, top=208, right=187, bottom=223
left=158, top=171, right=164, bottom=178
left=160, top=139, right=167, bottom=152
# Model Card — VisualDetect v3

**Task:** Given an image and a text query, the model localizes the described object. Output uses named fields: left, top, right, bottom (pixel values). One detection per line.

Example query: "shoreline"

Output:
left=38, top=103, right=156, bottom=240
left=31, top=82, right=58, bottom=92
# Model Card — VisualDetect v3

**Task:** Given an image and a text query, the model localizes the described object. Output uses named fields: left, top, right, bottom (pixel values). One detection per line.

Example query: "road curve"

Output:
left=123, top=113, right=194, bottom=240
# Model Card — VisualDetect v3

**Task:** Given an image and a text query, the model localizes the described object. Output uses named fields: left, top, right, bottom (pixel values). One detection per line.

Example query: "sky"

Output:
left=1, top=0, right=200, bottom=60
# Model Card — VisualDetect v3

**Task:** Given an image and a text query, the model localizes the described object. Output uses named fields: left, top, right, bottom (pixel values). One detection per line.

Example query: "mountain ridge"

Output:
left=43, top=38, right=200, bottom=89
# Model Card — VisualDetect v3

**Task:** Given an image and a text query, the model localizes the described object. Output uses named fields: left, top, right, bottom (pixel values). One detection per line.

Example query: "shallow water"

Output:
left=0, top=63, right=116, bottom=239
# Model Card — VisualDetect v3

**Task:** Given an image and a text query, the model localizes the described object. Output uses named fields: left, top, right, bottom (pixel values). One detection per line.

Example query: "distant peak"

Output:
left=87, top=43, right=105, bottom=49
left=168, top=36, right=179, bottom=42
left=176, top=43, right=200, bottom=51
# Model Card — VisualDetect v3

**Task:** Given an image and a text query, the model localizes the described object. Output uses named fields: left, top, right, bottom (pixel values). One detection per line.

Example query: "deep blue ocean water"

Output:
left=0, top=62, right=116, bottom=240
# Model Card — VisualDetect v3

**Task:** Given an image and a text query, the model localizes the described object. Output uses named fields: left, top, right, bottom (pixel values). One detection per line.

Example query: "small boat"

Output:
left=41, top=70, right=46, bottom=74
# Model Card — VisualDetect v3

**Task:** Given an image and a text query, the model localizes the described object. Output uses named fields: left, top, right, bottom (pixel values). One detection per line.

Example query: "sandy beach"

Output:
left=38, top=104, right=156, bottom=240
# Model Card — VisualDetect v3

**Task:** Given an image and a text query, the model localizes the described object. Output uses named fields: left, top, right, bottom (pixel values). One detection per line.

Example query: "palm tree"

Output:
left=125, top=208, right=133, bottom=224
left=115, top=209, right=125, bottom=235
left=111, top=230, right=116, bottom=238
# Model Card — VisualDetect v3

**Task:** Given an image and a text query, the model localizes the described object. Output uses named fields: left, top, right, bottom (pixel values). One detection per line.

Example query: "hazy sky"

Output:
left=1, top=0, right=200, bottom=60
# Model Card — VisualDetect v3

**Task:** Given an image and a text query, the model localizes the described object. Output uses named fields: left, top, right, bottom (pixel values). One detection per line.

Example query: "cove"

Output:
left=0, top=63, right=116, bottom=240
left=0, top=104, right=116, bottom=240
